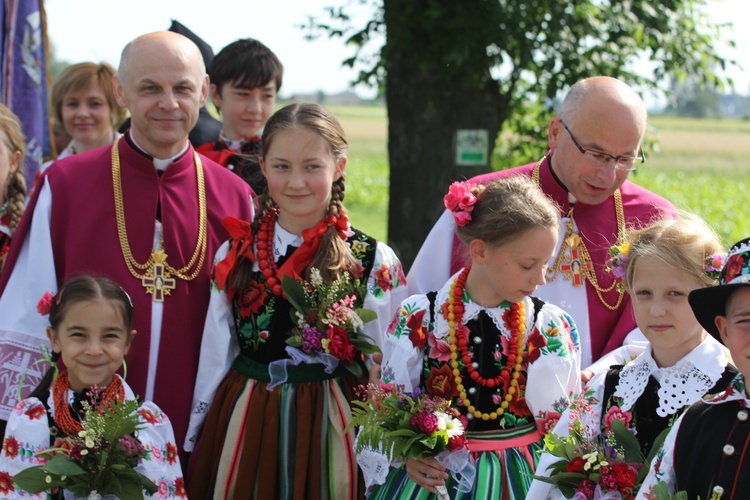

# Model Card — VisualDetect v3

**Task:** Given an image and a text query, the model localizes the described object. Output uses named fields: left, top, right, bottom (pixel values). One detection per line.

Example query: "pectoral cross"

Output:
left=560, top=247, right=592, bottom=286
left=141, top=250, right=176, bottom=302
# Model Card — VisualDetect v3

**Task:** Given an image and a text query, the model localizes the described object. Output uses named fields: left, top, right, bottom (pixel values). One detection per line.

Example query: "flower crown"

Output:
left=704, top=253, right=725, bottom=281
left=443, top=181, right=478, bottom=227
left=606, top=242, right=727, bottom=286
left=606, top=242, right=630, bottom=291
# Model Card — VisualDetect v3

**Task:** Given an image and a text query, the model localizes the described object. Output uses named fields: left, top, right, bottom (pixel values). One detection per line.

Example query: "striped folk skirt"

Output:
left=367, top=425, right=543, bottom=499
left=187, top=355, right=366, bottom=499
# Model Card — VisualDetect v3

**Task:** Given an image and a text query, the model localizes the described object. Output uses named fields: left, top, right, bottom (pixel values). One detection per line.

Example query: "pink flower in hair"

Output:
left=36, top=292, right=55, bottom=316
left=443, top=181, right=477, bottom=227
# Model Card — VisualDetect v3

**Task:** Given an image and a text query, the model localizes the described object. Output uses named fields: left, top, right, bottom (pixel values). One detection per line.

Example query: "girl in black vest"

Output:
left=638, top=236, right=750, bottom=499
left=530, top=215, right=737, bottom=499
left=185, top=103, right=408, bottom=499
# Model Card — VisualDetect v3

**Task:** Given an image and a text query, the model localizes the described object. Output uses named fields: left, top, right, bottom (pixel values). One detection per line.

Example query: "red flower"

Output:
left=327, top=326, right=355, bottom=363
left=611, top=462, right=637, bottom=492
left=24, top=404, right=45, bottom=421
left=174, top=477, right=187, bottom=498
left=138, top=408, right=159, bottom=425
left=576, top=479, right=596, bottom=498
left=2, top=437, right=18, bottom=459
left=238, top=281, right=268, bottom=317
left=407, top=310, right=427, bottom=350
left=427, top=332, right=451, bottom=362
left=36, top=291, right=55, bottom=315
left=725, top=254, right=745, bottom=283
left=375, top=265, right=393, bottom=292
left=0, top=471, right=14, bottom=495
left=166, top=442, right=178, bottom=465
left=566, top=456, right=586, bottom=473
left=527, top=327, right=547, bottom=364
left=603, top=405, right=633, bottom=433
left=426, top=364, right=458, bottom=399
left=538, top=411, right=561, bottom=434
left=447, top=434, right=467, bottom=451
left=410, top=411, right=439, bottom=435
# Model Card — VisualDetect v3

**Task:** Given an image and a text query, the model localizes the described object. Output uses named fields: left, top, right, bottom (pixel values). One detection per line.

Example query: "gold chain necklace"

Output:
left=112, top=143, right=208, bottom=302
left=532, top=157, right=625, bottom=311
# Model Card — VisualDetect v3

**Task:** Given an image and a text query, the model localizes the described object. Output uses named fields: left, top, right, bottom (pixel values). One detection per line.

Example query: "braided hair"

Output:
left=0, top=103, right=26, bottom=234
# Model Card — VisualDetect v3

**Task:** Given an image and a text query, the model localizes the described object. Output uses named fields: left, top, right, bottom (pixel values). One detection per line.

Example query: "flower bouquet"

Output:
left=349, top=383, right=475, bottom=500
left=12, top=395, right=157, bottom=499
left=531, top=394, right=668, bottom=500
left=283, top=269, right=379, bottom=377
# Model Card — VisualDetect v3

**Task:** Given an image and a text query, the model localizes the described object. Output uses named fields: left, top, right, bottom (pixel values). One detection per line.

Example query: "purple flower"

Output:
left=301, top=327, right=324, bottom=354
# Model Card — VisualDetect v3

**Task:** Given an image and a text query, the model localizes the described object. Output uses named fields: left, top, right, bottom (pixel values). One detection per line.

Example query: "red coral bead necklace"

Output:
left=53, top=371, right=125, bottom=436
left=255, top=207, right=284, bottom=297
left=447, top=265, right=527, bottom=421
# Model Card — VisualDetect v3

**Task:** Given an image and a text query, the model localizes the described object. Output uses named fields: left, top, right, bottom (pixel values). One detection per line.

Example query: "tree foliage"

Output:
left=304, top=0, right=735, bottom=266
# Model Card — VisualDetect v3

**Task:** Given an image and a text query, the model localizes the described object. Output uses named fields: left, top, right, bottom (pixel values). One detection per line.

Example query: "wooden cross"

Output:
left=560, top=247, right=592, bottom=286
left=142, top=261, right=176, bottom=302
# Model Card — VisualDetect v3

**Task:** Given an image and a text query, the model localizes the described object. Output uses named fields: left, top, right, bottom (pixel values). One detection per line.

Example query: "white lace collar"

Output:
left=614, top=335, right=728, bottom=417
left=432, top=269, right=533, bottom=341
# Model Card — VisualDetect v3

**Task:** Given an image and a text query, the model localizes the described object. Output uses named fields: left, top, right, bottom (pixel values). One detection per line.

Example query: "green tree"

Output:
left=306, top=0, right=734, bottom=267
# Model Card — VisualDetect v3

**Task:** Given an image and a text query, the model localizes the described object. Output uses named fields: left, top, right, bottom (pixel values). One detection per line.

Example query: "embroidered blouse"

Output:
left=381, top=269, right=581, bottom=434
left=0, top=376, right=185, bottom=499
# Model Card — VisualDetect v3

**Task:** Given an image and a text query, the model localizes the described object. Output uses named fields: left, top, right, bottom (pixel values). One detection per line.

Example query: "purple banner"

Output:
left=1, top=0, right=50, bottom=186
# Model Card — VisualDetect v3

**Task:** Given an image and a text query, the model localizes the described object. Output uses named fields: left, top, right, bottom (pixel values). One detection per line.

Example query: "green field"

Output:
left=332, top=105, right=750, bottom=248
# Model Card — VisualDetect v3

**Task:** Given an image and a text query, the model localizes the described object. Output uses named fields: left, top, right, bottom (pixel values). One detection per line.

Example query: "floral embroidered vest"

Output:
left=232, top=228, right=377, bottom=364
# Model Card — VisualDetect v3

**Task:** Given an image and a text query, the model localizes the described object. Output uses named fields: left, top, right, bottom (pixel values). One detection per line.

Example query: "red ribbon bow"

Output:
left=215, top=217, right=255, bottom=301
left=277, top=212, right=350, bottom=282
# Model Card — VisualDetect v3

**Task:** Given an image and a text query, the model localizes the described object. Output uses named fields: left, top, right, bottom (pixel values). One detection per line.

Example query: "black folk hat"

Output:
left=689, top=237, right=750, bottom=342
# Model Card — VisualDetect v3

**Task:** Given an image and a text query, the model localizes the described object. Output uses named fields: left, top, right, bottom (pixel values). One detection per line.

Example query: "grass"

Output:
left=333, top=105, right=750, bottom=248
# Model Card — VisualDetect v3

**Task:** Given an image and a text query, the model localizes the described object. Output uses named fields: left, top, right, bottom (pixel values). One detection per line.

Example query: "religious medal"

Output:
left=112, top=142, right=208, bottom=302
left=558, top=234, right=592, bottom=287
left=532, top=157, right=625, bottom=311
left=141, top=250, right=176, bottom=302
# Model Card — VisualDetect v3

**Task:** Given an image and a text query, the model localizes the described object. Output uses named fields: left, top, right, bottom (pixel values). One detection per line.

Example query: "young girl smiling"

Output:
left=0, top=276, right=184, bottom=499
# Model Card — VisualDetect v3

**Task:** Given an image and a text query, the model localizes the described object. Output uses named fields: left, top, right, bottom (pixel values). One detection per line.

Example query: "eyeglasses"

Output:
left=559, top=119, right=646, bottom=172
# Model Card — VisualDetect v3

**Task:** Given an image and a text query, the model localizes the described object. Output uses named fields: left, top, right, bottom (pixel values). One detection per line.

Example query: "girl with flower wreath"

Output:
left=0, top=275, right=185, bottom=499
left=528, top=215, right=738, bottom=499
left=367, top=175, right=581, bottom=499
left=185, top=103, right=408, bottom=499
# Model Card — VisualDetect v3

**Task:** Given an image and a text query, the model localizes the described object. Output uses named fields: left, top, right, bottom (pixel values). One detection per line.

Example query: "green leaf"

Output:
left=356, top=308, right=378, bottom=324
left=282, top=275, right=311, bottom=313
left=343, top=361, right=363, bottom=377
left=13, top=467, right=65, bottom=493
left=349, top=338, right=382, bottom=354
left=610, top=418, right=644, bottom=463
left=138, top=473, right=159, bottom=494
left=41, top=455, right=87, bottom=476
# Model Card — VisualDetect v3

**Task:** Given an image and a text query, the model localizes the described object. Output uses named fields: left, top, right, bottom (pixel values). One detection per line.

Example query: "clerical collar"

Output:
left=547, top=153, right=578, bottom=204
left=126, top=130, right=190, bottom=171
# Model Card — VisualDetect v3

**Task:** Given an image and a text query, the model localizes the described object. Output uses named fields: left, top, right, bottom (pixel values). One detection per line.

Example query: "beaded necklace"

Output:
left=448, top=266, right=527, bottom=421
left=52, top=372, right=125, bottom=436
left=255, top=207, right=283, bottom=296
